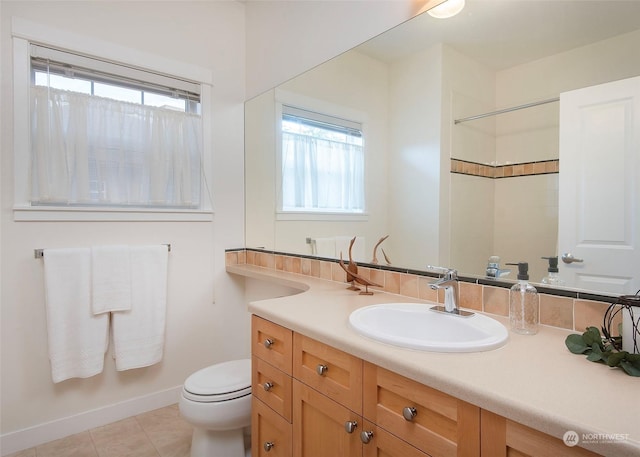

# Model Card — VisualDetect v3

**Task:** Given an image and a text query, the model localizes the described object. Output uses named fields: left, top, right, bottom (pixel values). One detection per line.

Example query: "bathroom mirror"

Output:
left=245, top=0, right=640, bottom=294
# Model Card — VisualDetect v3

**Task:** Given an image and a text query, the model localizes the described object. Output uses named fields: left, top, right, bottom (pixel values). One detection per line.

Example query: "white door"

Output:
left=558, top=76, right=640, bottom=294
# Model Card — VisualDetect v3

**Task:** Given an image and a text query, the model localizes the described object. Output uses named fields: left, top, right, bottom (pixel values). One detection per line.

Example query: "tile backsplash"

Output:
left=450, top=158, right=559, bottom=179
left=226, top=248, right=620, bottom=333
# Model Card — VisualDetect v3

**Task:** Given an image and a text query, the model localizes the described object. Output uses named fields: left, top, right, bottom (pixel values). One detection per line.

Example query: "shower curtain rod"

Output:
left=454, top=97, right=559, bottom=125
left=34, top=244, right=171, bottom=258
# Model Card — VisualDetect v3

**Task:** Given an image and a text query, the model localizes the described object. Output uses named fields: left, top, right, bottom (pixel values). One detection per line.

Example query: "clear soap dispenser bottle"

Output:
left=541, top=256, right=565, bottom=286
left=506, top=262, right=539, bottom=335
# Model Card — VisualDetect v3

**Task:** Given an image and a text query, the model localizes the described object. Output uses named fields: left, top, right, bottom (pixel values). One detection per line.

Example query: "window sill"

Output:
left=276, top=211, right=368, bottom=222
left=13, top=205, right=213, bottom=222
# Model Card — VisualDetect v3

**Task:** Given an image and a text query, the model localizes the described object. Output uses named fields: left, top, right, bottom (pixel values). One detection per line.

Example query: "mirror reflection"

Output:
left=245, top=0, right=640, bottom=294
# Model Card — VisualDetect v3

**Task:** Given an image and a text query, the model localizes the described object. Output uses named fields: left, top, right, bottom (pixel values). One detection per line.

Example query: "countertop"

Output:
left=228, top=263, right=640, bottom=457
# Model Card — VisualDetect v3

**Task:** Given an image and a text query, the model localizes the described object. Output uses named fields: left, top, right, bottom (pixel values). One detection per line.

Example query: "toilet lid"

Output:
left=183, top=359, right=252, bottom=402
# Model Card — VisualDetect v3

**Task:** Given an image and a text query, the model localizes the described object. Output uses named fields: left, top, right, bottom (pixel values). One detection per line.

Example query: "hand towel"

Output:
left=112, top=245, right=168, bottom=371
left=313, top=237, right=336, bottom=258
left=43, top=248, right=109, bottom=383
left=91, top=245, right=132, bottom=315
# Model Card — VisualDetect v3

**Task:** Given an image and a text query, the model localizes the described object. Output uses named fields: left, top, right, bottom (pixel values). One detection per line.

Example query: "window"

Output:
left=280, top=105, right=365, bottom=215
left=29, top=44, right=202, bottom=209
left=12, top=19, right=213, bottom=221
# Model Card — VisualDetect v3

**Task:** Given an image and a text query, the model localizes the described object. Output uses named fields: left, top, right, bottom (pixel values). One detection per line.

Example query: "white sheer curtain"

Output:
left=30, top=86, right=202, bottom=207
left=281, top=131, right=364, bottom=212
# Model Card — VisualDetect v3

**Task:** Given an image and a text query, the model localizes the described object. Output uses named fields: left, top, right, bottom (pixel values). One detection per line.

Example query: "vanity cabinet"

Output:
left=252, top=315, right=292, bottom=374
left=251, top=316, right=293, bottom=456
left=292, top=332, right=364, bottom=455
left=293, top=333, right=363, bottom=413
left=252, top=355, right=292, bottom=422
left=252, top=395, right=292, bottom=457
left=363, top=362, right=480, bottom=457
left=481, top=410, right=600, bottom=457
left=293, top=379, right=362, bottom=456
left=251, top=315, right=601, bottom=457
left=361, top=420, right=431, bottom=457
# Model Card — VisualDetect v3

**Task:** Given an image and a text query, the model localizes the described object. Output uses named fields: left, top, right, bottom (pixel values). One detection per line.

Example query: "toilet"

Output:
left=179, top=359, right=252, bottom=457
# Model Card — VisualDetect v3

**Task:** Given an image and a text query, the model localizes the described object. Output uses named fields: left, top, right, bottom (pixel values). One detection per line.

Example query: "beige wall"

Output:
left=448, top=29, right=640, bottom=282
left=493, top=29, right=640, bottom=282
left=244, top=0, right=428, bottom=99
left=0, top=3, right=247, bottom=450
left=246, top=50, right=391, bottom=260
left=0, top=1, right=417, bottom=453
left=387, top=44, right=444, bottom=269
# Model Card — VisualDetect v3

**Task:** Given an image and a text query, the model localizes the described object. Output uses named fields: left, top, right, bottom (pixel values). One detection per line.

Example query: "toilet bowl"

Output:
left=179, top=359, right=252, bottom=457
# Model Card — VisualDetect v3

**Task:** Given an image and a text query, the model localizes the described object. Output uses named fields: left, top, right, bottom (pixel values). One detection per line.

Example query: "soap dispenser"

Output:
left=541, top=256, right=565, bottom=286
left=506, top=262, right=539, bottom=335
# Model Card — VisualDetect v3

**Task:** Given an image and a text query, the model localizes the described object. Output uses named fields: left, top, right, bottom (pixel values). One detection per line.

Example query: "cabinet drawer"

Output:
left=361, top=420, right=431, bottom=457
left=363, top=362, right=480, bottom=457
left=252, top=315, right=293, bottom=374
left=252, top=355, right=292, bottom=422
left=252, top=396, right=292, bottom=457
left=293, top=333, right=363, bottom=413
left=481, top=410, right=601, bottom=457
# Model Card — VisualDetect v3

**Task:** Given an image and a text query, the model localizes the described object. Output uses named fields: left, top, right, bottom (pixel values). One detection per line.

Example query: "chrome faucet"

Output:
left=427, top=267, right=473, bottom=317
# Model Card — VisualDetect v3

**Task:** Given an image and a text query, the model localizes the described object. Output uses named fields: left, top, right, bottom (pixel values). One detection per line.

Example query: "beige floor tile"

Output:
left=5, top=449, right=37, bottom=457
left=35, top=431, right=98, bottom=457
left=136, top=405, right=192, bottom=457
left=90, top=417, right=158, bottom=457
left=7, top=405, right=194, bottom=457
left=153, top=439, right=191, bottom=457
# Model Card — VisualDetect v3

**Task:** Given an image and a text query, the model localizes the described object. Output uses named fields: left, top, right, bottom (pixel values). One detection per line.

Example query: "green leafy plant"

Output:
left=565, top=327, right=640, bottom=377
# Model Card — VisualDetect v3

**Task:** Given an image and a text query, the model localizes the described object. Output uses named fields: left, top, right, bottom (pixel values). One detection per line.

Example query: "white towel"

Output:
left=112, top=245, right=168, bottom=371
left=313, top=237, right=336, bottom=258
left=43, top=248, right=109, bottom=383
left=91, top=245, right=132, bottom=315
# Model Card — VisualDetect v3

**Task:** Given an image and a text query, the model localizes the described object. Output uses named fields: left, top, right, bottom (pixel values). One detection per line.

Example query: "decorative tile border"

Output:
left=226, top=248, right=619, bottom=333
left=451, top=158, right=559, bottom=179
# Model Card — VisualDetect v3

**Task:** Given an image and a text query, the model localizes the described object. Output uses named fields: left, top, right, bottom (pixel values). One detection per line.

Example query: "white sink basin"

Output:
left=349, top=303, right=508, bottom=352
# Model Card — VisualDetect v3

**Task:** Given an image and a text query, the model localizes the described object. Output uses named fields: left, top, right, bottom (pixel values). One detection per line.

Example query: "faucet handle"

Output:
left=426, top=266, right=458, bottom=279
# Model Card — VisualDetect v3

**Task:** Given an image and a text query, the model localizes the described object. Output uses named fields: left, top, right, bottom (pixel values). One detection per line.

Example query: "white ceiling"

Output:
left=356, top=0, right=640, bottom=70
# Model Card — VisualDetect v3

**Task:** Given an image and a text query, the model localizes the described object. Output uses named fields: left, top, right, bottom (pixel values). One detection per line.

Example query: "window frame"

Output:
left=12, top=17, right=214, bottom=222
left=274, top=89, right=369, bottom=222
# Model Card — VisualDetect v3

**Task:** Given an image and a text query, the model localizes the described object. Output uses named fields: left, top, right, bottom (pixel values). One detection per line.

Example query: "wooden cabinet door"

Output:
left=293, top=379, right=362, bottom=457
left=252, top=396, right=292, bottom=457
left=361, top=420, right=431, bottom=457
left=363, top=362, right=480, bottom=457
left=293, top=332, right=363, bottom=413
left=481, top=410, right=601, bottom=457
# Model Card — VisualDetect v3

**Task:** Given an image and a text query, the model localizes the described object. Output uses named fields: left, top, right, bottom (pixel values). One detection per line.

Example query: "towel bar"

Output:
left=34, top=244, right=171, bottom=259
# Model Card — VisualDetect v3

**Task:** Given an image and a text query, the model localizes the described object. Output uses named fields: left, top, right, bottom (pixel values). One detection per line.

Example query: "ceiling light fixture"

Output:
left=427, top=0, right=465, bottom=19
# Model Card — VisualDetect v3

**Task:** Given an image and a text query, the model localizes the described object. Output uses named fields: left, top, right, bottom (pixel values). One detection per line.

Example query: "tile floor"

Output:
left=6, top=404, right=193, bottom=457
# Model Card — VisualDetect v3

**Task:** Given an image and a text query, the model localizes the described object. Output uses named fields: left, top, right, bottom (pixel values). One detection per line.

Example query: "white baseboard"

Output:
left=0, top=385, right=182, bottom=456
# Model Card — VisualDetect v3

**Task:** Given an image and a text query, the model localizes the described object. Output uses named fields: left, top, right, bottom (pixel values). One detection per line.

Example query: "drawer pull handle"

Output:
left=263, top=338, right=274, bottom=348
left=402, top=406, right=417, bottom=421
left=263, top=382, right=274, bottom=391
left=316, top=364, right=329, bottom=376
left=263, top=441, right=274, bottom=452
left=360, top=430, right=374, bottom=444
left=344, top=420, right=358, bottom=434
